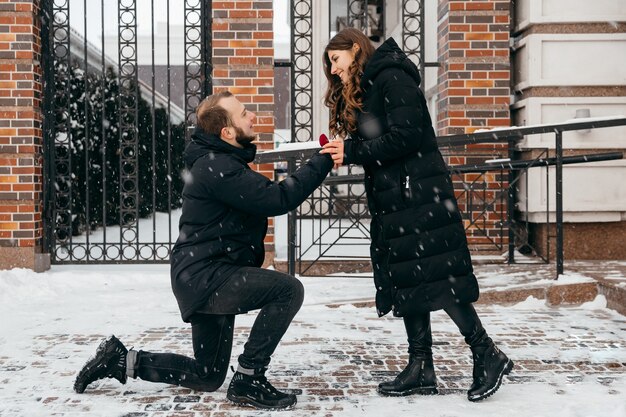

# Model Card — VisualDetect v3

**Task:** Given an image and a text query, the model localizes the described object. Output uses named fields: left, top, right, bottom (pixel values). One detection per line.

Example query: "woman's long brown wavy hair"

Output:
left=323, top=28, right=375, bottom=138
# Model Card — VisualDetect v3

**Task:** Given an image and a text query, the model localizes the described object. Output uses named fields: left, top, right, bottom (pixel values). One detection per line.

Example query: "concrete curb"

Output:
left=325, top=280, right=624, bottom=316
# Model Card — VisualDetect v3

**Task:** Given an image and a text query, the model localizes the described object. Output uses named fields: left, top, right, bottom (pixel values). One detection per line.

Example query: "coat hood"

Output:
left=184, top=127, right=257, bottom=169
left=361, top=37, right=421, bottom=90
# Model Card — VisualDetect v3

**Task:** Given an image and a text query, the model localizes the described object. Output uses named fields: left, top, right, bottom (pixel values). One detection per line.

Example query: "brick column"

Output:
left=437, top=0, right=511, bottom=253
left=0, top=0, right=48, bottom=271
left=212, top=1, right=276, bottom=265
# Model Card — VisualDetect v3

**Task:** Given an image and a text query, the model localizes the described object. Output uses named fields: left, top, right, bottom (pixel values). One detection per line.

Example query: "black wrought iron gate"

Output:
left=42, top=0, right=497, bottom=270
left=42, top=0, right=211, bottom=263
left=287, top=0, right=441, bottom=274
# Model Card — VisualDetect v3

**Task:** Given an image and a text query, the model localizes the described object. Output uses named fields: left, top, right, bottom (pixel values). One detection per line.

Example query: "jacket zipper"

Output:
left=403, top=166, right=412, bottom=200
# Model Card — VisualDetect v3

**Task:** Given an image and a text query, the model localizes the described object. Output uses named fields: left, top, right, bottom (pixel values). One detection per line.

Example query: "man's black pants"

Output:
left=131, top=267, right=304, bottom=391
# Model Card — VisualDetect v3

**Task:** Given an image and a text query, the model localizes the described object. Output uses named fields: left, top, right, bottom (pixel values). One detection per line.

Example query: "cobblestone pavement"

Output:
left=1, top=294, right=625, bottom=416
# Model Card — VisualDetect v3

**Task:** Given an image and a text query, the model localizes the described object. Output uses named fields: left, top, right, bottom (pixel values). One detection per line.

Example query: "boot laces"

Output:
left=253, top=374, right=282, bottom=396
left=232, top=366, right=285, bottom=397
left=105, top=341, right=127, bottom=378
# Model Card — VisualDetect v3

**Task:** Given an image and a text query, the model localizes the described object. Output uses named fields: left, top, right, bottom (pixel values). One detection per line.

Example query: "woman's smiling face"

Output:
left=327, top=48, right=356, bottom=84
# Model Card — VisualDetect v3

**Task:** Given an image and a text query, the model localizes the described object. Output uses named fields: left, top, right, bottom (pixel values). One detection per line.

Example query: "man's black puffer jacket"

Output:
left=343, top=38, right=479, bottom=318
left=171, top=128, right=333, bottom=322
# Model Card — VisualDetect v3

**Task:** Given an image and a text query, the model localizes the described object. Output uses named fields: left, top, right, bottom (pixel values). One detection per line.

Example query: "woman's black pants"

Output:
left=403, top=303, right=490, bottom=357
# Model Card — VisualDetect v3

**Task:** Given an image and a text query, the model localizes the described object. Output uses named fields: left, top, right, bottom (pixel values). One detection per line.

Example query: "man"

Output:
left=74, top=91, right=336, bottom=410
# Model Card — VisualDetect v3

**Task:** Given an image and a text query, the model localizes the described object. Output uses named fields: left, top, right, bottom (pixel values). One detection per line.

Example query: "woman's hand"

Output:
left=320, top=140, right=345, bottom=169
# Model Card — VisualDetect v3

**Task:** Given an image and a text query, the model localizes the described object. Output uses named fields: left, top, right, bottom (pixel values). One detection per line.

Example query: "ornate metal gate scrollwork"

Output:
left=348, top=0, right=367, bottom=31
left=48, top=0, right=72, bottom=257
left=291, top=0, right=313, bottom=143
left=43, top=0, right=211, bottom=263
left=402, top=0, right=425, bottom=75
left=184, top=0, right=211, bottom=130
left=117, top=0, right=139, bottom=259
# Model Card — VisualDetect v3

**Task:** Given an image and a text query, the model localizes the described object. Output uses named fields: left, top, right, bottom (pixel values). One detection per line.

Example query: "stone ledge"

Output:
left=546, top=282, right=598, bottom=306
left=597, top=282, right=626, bottom=316
left=275, top=260, right=374, bottom=276
left=477, top=286, right=546, bottom=305
left=325, top=280, right=621, bottom=316
left=274, top=256, right=507, bottom=276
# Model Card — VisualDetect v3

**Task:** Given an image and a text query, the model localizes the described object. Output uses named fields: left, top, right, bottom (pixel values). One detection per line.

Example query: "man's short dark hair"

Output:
left=196, top=90, right=233, bottom=135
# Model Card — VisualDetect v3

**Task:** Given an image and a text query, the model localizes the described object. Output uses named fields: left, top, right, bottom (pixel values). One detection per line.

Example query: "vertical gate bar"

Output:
left=419, top=0, right=425, bottom=77
left=118, top=0, right=139, bottom=259
left=41, top=0, right=54, bottom=256
left=288, top=158, right=296, bottom=276
left=340, top=185, right=344, bottom=242
left=483, top=178, right=486, bottom=236
left=312, top=192, right=316, bottom=261
left=546, top=152, right=550, bottom=263
left=134, top=2, right=141, bottom=255
left=520, top=162, right=528, bottom=256
left=65, top=1, right=73, bottom=259
left=183, top=0, right=190, bottom=133
left=118, top=0, right=123, bottom=251
left=328, top=0, right=331, bottom=32
left=167, top=0, right=172, bottom=249
left=290, top=0, right=296, bottom=276
left=101, top=0, right=107, bottom=254
left=328, top=0, right=380, bottom=263
left=67, top=2, right=73, bottom=259
left=291, top=0, right=313, bottom=275
left=468, top=180, right=473, bottom=232
left=317, top=192, right=321, bottom=259
left=202, top=0, right=212, bottom=97
left=83, top=0, right=90, bottom=257
left=347, top=0, right=353, bottom=29
left=151, top=0, right=157, bottom=250
left=555, top=130, right=564, bottom=277
left=507, top=138, right=515, bottom=263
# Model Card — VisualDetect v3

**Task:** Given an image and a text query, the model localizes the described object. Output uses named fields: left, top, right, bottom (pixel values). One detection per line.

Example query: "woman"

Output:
left=321, top=28, right=513, bottom=402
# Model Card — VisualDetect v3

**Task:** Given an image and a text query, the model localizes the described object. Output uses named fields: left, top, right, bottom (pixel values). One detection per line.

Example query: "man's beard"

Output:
left=234, top=126, right=256, bottom=145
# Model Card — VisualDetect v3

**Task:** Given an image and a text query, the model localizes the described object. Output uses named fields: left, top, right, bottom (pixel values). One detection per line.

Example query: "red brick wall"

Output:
left=437, top=0, right=511, bottom=253
left=0, top=0, right=47, bottom=270
left=211, top=1, right=276, bottom=262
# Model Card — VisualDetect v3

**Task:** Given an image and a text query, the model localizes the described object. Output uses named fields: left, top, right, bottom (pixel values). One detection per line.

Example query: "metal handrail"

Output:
left=256, top=117, right=626, bottom=164
left=439, top=116, right=626, bottom=146
left=256, top=117, right=626, bottom=277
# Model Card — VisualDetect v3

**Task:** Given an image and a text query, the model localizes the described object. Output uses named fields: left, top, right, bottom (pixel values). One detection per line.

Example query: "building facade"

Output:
left=0, top=0, right=624, bottom=271
left=511, top=0, right=626, bottom=259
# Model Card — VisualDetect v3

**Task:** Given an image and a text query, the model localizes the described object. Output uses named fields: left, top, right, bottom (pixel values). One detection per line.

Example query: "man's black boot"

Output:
left=226, top=367, right=296, bottom=410
left=377, top=354, right=438, bottom=396
left=74, top=335, right=128, bottom=393
left=467, top=343, right=514, bottom=402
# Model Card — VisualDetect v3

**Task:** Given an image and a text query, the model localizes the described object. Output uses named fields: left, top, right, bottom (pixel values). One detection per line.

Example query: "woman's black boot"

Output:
left=377, top=354, right=438, bottom=396
left=467, top=343, right=514, bottom=402
left=378, top=313, right=438, bottom=396
left=444, top=302, right=514, bottom=402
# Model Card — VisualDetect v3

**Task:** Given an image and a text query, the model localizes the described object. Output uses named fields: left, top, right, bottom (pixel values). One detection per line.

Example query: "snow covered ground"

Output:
left=0, top=265, right=624, bottom=417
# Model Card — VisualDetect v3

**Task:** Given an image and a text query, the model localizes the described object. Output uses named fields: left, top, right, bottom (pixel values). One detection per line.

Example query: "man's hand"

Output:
left=320, top=140, right=344, bottom=169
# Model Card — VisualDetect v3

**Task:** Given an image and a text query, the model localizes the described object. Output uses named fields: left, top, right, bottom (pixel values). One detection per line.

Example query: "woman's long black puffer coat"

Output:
left=342, top=38, right=479, bottom=318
